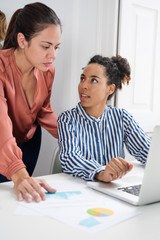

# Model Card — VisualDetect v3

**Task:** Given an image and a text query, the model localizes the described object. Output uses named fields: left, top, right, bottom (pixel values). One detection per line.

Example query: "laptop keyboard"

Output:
left=118, top=184, right=141, bottom=196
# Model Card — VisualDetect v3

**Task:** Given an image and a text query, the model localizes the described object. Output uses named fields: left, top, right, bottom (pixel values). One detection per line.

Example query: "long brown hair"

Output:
left=3, top=2, right=61, bottom=49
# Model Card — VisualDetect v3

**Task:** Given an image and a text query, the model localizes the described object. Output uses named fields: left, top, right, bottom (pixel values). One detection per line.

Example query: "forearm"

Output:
left=61, top=153, right=105, bottom=181
left=123, top=109, right=151, bottom=164
left=58, top=115, right=105, bottom=181
left=0, top=138, right=26, bottom=180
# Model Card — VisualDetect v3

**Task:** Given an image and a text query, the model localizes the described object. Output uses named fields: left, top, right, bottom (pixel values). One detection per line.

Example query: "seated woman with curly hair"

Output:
left=57, top=55, right=151, bottom=182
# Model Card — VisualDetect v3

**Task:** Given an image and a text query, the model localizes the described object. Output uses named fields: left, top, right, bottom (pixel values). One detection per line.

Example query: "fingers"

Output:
left=14, top=177, right=56, bottom=203
left=15, top=178, right=41, bottom=203
left=17, top=192, right=23, bottom=202
left=116, top=157, right=130, bottom=172
left=111, top=157, right=131, bottom=176
left=128, top=163, right=134, bottom=172
left=35, top=179, right=56, bottom=201
left=105, top=163, right=121, bottom=180
left=38, top=179, right=57, bottom=193
left=103, top=157, right=133, bottom=182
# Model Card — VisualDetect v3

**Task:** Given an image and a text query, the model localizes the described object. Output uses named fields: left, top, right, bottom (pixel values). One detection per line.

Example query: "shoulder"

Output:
left=58, top=106, right=79, bottom=123
left=106, top=105, right=134, bottom=125
left=107, top=105, right=131, bottom=117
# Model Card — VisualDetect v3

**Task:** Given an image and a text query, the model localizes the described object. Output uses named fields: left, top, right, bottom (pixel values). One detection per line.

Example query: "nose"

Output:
left=81, top=81, right=88, bottom=90
left=48, top=48, right=57, bottom=61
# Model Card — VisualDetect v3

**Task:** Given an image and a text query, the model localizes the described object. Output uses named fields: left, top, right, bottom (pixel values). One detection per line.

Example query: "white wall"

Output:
left=1, top=0, right=119, bottom=176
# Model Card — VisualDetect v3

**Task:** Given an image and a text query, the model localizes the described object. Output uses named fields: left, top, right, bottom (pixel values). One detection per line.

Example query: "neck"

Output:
left=14, top=48, right=34, bottom=75
left=82, top=105, right=106, bottom=118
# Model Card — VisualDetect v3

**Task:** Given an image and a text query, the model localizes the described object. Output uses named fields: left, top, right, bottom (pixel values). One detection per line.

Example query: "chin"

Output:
left=80, top=102, right=89, bottom=108
left=37, top=66, right=49, bottom=72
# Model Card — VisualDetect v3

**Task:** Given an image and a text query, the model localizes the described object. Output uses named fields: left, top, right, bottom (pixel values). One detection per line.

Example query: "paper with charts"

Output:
left=15, top=179, right=140, bottom=233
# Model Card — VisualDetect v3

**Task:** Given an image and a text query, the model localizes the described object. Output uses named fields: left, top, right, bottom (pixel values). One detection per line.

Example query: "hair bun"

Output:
left=111, top=55, right=131, bottom=86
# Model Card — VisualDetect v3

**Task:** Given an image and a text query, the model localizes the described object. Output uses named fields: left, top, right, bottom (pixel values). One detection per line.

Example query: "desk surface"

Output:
left=0, top=162, right=160, bottom=240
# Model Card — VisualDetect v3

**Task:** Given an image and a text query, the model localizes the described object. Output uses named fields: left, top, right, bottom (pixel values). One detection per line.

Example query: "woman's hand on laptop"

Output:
left=95, top=157, right=133, bottom=182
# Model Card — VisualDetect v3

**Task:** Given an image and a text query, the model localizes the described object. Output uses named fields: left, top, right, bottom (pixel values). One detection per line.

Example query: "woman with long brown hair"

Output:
left=0, top=2, right=62, bottom=202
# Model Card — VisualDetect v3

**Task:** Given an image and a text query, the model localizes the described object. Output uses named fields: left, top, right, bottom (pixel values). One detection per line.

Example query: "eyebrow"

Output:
left=41, top=41, right=61, bottom=46
left=91, top=75, right=101, bottom=79
left=81, top=73, right=101, bottom=79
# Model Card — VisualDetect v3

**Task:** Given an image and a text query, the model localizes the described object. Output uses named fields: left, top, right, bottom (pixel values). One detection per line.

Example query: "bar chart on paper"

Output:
left=45, top=191, right=82, bottom=200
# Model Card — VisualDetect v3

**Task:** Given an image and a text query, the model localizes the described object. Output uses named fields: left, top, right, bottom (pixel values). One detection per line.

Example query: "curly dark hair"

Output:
left=88, top=55, right=131, bottom=100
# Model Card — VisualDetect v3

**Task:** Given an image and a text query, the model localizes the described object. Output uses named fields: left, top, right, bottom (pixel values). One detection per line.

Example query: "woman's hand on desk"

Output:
left=95, top=157, right=133, bottom=182
left=11, top=168, right=56, bottom=202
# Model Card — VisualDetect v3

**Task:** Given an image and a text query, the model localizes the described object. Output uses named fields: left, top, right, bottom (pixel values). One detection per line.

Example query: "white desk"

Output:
left=0, top=162, right=160, bottom=240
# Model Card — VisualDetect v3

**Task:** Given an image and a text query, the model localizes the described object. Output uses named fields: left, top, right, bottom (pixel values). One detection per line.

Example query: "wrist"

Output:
left=11, top=168, right=29, bottom=183
left=95, top=170, right=104, bottom=181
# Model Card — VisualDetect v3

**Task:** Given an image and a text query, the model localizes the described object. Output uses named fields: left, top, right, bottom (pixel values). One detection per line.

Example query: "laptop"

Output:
left=87, top=125, right=160, bottom=206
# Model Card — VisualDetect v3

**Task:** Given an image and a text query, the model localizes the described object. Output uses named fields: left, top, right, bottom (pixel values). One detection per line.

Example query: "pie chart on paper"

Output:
left=87, top=208, right=114, bottom=217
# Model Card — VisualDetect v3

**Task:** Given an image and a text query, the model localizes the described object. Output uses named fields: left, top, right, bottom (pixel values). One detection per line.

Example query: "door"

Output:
left=117, top=0, right=160, bottom=133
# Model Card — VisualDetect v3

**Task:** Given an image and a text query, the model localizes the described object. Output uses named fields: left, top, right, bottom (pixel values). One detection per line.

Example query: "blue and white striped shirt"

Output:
left=57, top=102, right=151, bottom=181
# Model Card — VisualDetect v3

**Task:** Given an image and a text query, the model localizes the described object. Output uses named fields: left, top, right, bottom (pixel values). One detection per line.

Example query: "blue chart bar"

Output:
left=79, top=208, right=114, bottom=228
left=79, top=217, right=100, bottom=228
left=45, top=191, right=82, bottom=200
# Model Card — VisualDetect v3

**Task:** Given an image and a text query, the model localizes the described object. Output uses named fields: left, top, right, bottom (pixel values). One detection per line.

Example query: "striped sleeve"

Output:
left=122, top=109, right=151, bottom=164
left=57, top=112, right=105, bottom=181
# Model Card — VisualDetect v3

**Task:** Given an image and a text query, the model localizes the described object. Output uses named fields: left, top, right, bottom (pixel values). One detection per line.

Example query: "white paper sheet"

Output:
left=14, top=180, right=140, bottom=233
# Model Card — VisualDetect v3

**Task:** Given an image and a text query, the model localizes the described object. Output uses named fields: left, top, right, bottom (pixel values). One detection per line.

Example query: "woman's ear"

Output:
left=108, top=84, right=116, bottom=95
left=17, top=33, right=26, bottom=49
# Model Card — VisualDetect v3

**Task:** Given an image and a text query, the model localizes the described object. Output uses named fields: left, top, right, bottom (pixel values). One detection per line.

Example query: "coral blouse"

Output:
left=0, top=48, right=58, bottom=179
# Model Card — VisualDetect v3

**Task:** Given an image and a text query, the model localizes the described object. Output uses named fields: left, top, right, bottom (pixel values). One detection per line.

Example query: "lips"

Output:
left=80, top=93, right=90, bottom=101
left=44, top=62, right=52, bottom=67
